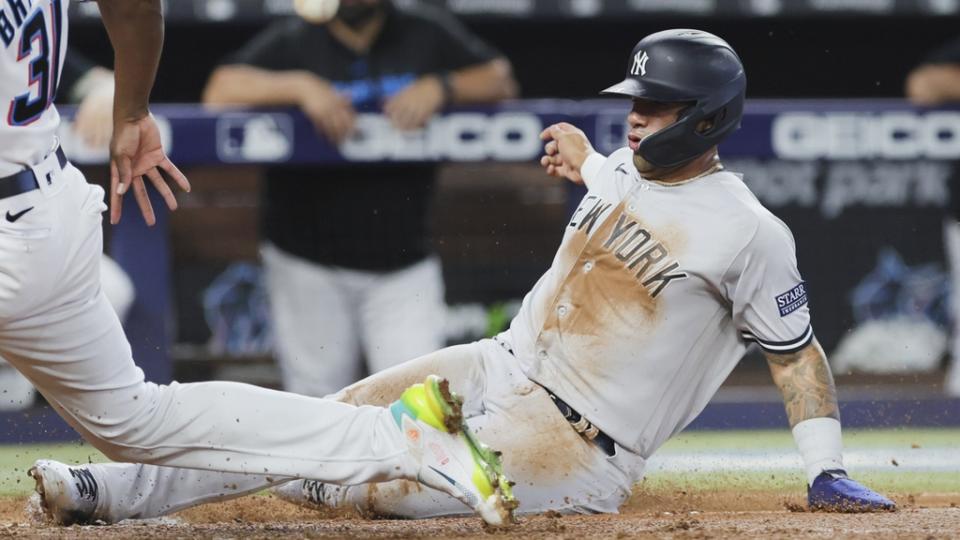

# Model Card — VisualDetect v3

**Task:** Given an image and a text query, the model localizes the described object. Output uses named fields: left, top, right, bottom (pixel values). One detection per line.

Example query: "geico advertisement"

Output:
left=772, top=111, right=960, bottom=160
left=340, top=112, right=543, bottom=161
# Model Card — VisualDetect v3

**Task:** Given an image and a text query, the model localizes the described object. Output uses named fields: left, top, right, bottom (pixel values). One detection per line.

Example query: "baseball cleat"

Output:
left=28, top=459, right=101, bottom=525
left=808, top=469, right=896, bottom=512
left=391, top=375, right=518, bottom=526
left=271, top=478, right=332, bottom=510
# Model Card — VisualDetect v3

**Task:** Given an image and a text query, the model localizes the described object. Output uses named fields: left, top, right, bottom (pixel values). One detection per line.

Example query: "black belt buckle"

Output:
left=548, top=392, right=616, bottom=457
left=0, top=147, right=68, bottom=201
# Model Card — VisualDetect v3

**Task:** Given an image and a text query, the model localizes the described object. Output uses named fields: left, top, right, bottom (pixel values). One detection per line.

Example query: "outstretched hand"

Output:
left=539, top=122, right=595, bottom=184
left=109, top=114, right=191, bottom=226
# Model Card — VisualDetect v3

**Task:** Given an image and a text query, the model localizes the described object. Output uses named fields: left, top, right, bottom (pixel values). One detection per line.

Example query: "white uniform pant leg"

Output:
left=0, top=356, right=34, bottom=410
left=0, top=253, right=133, bottom=412
left=2, top=295, right=413, bottom=483
left=261, top=243, right=361, bottom=397
left=360, top=256, right=446, bottom=374
left=0, top=169, right=413, bottom=484
left=65, top=341, right=491, bottom=522
left=943, top=219, right=960, bottom=396
left=83, top=463, right=287, bottom=522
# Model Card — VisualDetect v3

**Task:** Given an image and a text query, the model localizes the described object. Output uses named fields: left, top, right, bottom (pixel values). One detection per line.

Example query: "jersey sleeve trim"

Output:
left=740, top=324, right=813, bottom=354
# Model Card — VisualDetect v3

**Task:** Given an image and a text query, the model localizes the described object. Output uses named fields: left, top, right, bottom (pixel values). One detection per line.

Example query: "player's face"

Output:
left=627, top=99, right=687, bottom=174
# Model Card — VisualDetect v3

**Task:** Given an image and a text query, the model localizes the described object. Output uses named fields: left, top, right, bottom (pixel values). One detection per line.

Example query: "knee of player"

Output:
left=73, top=409, right=161, bottom=459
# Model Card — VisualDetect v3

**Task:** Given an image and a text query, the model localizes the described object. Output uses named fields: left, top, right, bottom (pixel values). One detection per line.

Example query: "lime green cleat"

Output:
left=390, top=375, right=518, bottom=526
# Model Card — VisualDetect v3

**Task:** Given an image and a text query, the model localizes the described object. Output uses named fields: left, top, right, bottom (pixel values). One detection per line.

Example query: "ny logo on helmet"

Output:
left=631, top=50, right=650, bottom=76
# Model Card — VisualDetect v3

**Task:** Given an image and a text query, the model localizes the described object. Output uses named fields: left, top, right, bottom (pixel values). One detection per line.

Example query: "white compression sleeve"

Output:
left=580, top=152, right=606, bottom=190
left=792, top=417, right=844, bottom=485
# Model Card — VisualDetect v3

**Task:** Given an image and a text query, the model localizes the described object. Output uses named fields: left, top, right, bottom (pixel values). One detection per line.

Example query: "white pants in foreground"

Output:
left=261, top=244, right=445, bottom=397
left=0, top=253, right=134, bottom=411
left=942, top=219, right=960, bottom=396
left=72, top=338, right=646, bottom=522
left=0, top=162, right=415, bottom=486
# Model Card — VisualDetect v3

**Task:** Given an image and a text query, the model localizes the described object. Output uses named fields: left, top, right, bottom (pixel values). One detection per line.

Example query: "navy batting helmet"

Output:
left=602, top=29, right=746, bottom=169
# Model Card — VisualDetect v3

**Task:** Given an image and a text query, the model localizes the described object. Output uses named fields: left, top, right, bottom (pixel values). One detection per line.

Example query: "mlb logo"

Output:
left=216, top=113, right=293, bottom=163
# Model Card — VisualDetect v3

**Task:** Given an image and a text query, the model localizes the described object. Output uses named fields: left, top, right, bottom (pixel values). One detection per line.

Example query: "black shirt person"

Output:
left=202, top=0, right=517, bottom=396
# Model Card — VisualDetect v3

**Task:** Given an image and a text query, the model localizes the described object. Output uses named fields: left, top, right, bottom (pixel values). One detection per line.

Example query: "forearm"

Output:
left=766, top=339, right=845, bottom=484
left=765, top=339, right=839, bottom=428
left=448, top=58, right=518, bottom=104
left=97, top=0, right=163, bottom=122
left=203, top=66, right=319, bottom=106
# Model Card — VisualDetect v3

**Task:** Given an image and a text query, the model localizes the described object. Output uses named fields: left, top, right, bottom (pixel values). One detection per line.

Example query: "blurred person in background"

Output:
left=906, top=37, right=960, bottom=396
left=61, top=49, right=115, bottom=148
left=0, top=50, right=133, bottom=412
left=202, top=0, right=518, bottom=396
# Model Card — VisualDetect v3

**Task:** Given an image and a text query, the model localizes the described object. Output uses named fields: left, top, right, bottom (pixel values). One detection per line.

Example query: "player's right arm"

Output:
left=763, top=339, right=839, bottom=428
left=203, top=66, right=355, bottom=144
left=764, top=339, right=895, bottom=511
left=726, top=218, right=893, bottom=511
left=97, top=0, right=190, bottom=226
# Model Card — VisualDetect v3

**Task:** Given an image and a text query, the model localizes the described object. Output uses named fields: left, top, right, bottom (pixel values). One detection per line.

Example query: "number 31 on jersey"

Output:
left=2, top=0, right=65, bottom=126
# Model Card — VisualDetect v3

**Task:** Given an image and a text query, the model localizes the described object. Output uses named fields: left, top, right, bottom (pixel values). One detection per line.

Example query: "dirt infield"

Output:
left=1, top=489, right=957, bottom=539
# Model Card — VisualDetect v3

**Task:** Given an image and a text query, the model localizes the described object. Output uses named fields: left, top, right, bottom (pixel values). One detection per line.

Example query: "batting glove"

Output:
left=807, top=469, right=896, bottom=512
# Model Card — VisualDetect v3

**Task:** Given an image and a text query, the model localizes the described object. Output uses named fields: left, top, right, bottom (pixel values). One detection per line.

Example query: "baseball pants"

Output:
left=0, top=158, right=421, bottom=487
left=63, top=337, right=646, bottom=522
left=261, top=244, right=445, bottom=397
left=942, top=219, right=960, bottom=396
left=0, top=253, right=134, bottom=411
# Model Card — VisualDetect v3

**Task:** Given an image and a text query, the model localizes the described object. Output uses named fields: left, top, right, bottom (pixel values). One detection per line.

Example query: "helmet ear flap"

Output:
left=696, top=108, right=726, bottom=136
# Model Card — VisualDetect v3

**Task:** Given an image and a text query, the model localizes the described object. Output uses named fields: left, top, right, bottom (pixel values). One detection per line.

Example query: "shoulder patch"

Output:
left=776, top=282, right=808, bottom=317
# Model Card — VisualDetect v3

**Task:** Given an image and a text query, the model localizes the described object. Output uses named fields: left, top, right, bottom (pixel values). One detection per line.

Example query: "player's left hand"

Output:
left=383, top=75, right=445, bottom=131
left=109, top=113, right=191, bottom=226
left=807, top=469, right=896, bottom=512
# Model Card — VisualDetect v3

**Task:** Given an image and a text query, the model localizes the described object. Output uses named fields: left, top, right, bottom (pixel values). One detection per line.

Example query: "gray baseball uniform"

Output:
left=69, top=147, right=813, bottom=522
left=509, top=147, right=812, bottom=458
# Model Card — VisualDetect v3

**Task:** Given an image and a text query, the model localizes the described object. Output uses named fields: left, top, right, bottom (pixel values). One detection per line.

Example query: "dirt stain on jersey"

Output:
left=539, top=201, right=690, bottom=381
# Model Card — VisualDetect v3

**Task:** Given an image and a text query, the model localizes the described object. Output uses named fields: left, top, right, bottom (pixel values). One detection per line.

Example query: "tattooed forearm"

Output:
left=765, top=339, right=840, bottom=428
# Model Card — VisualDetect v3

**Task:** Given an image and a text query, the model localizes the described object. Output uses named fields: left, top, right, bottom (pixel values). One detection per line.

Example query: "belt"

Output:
left=547, top=391, right=617, bottom=457
left=491, top=336, right=618, bottom=457
left=0, top=147, right=68, bottom=201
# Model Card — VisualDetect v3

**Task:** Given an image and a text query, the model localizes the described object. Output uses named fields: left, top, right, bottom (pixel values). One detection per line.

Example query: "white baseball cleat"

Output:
left=28, top=459, right=100, bottom=525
